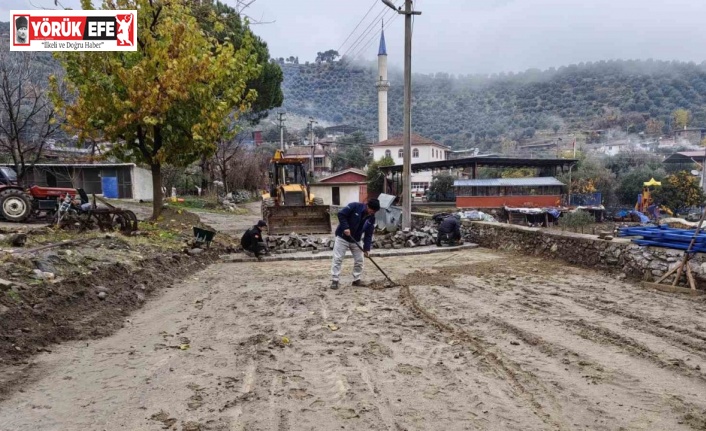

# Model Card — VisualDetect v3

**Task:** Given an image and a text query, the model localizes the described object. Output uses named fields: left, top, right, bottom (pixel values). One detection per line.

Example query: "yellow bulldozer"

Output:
left=261, top=150, right=331, bottom=235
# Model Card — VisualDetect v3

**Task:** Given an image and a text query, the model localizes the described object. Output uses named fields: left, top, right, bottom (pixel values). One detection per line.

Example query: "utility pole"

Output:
left=277, top=112, right=286, bottom=151
left=382, top=0, right=420, bottom=229
left=701, top=145, right=706, bottom=192
left=308, top=117, right=318, bottom=180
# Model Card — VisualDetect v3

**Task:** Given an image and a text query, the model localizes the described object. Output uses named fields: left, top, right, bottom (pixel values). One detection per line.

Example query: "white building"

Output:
left=2, top=163, right=153, bottom=200
left=309, top=168, right=368, bottom=206
left=371, top=134, right=451, bottom=194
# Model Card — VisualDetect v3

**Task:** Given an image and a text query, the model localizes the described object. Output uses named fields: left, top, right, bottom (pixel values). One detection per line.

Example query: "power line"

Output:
left=337, top=0, right=380, bottom=54
left=342, top=3, right=397, bottom=58
left=342, top=6, right=390, bottom=58
left=349, top=10, right=400, bottom=59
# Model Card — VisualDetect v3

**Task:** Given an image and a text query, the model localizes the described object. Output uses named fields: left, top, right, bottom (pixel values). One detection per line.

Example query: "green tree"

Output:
left=313, top=126, right=326, bottom=138
left=429, top=172, right=454, bottom=198
left=330, top=131, right=369, bottom=171
left=616, top=166, right=666, bottom=205
left=331, top=146, right=368, bottom=171
left=605, top=149, right=663, bottom=176
left=556, top=154, right=617, bottom=206
left=673, top=108, right=691, bottom=130
left=53, top=0, right=260, bottom=217
left=190, top=0, right=283, bottom=124
left=652, top=171, right=706, bottom=213
left=316, top=50, right=339, bottom=63
left=367, top=155, right=394, bottom=195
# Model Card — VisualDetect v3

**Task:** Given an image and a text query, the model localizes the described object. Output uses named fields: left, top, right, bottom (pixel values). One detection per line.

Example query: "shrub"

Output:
left=559, top=210, right=595, bottom=233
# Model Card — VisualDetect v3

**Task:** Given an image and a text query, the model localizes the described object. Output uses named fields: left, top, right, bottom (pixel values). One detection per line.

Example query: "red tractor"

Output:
left=0, top=166, right=77, bottom=222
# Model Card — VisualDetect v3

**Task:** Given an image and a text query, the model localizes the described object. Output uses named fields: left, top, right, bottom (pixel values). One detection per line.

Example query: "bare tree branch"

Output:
left=234, top=0, right=276, bottom=25
left=0, top=39, right=64, bottom=184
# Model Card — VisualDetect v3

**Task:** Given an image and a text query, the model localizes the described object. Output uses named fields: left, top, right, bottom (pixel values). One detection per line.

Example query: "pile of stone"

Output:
left=265, top=234, right=333, bottom=254
left=376, top=225, right=474, bottom=248
left=259, top=226, right=473, bottom=254
left=219, top=190, right=254, bottom=212
left=373, top=227, right=438, bottom=249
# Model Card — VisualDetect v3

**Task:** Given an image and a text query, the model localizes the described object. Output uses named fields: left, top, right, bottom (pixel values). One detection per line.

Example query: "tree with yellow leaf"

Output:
left=52, top=0, right=261, bottom=217
left=673, top=109, right=690, bottom=130
left=501, top=167, right=535, bottom=178
left=652, top=171, right=706, bottom=213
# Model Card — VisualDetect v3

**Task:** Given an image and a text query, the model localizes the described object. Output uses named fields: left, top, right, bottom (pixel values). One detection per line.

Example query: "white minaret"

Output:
left=376, top=26, right=389, bottom=143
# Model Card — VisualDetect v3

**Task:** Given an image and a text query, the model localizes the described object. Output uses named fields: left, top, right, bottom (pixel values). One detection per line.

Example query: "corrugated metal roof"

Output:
left=379, top=156, right=577, bottom=173
left=454, top=177, right=565, bottom=187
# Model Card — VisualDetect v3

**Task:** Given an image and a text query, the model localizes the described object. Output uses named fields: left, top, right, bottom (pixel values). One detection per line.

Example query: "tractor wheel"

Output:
left=0, top=188, right=32, bottom=222
left=262, top=197, right=275, bottom=207
left=313, top=197, right=324, bottom=206
left=261, top=197, right=275, bottom=221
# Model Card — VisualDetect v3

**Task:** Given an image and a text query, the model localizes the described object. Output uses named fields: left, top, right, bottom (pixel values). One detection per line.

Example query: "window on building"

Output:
left=314, top=157, right=324, bottom=167
left=398, top=149, right=403, bottom=158
left=413, top=148, right=419, bottom=158
left=385, top=149, right=391, bottom=158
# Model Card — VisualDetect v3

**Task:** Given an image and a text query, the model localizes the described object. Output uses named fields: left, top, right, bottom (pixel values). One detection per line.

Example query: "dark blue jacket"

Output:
left=335, top=202, right=376, bottom=251
left=438, top=216, right=461, bottom=236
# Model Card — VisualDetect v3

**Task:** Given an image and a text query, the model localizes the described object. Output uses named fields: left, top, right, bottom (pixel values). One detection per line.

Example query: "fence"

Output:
left=568, top=193, right=602, bottom=207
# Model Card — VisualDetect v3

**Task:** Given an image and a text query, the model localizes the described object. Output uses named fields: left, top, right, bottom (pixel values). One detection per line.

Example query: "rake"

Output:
left=345, top=235, right=398, bottom=287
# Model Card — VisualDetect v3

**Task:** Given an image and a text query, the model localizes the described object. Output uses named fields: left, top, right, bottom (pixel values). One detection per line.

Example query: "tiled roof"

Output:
left=317, top=168, right=367, bottom=182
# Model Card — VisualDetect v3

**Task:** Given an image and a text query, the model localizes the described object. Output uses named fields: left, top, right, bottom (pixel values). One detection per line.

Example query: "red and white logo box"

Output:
left=11, top=9, right=137, bottom=52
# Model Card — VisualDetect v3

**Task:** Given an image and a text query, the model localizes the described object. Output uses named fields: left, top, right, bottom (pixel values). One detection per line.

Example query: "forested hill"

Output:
left=279, top=59, right=706, bottom=149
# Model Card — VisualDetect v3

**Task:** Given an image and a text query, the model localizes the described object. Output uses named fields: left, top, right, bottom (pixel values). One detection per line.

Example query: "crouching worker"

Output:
left=436, top=213, right=462, bottom=246
left=330, top=198, right=381, bottom=290
left=241, top=220, right=269, bottom=260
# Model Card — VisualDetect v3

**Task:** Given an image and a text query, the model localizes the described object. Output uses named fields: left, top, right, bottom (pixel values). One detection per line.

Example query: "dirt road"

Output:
left=110, top=200, right=263, bottom=237
left=2, top=249, right=706, bottom=430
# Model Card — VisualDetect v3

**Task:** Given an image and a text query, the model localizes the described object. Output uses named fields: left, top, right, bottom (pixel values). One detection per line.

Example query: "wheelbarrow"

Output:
left=193, top=226, right=216, bottom=249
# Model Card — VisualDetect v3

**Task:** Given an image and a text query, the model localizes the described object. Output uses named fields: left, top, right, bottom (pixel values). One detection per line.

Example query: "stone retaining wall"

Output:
left=467, top=221, right=706, bottom=285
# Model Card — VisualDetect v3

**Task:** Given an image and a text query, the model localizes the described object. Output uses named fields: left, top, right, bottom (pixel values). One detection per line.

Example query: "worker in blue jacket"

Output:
left=330, top=198, right=381, bottom=290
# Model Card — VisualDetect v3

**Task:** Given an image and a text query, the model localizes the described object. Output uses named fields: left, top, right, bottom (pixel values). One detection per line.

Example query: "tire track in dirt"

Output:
left=552, top=294, right=706, bottom=361
left=573, top=295, right=706, bottom=341
left=399, top=284, right=567, bottom=430
left=566, top=319, right=706, bottom=382
left=667, top=394, right=706, bottom=430
left=403, top=264, right=706, bottom=430
left=621, top=320, right=706, bottom=361
left=348, top=355, right=398, bottom=431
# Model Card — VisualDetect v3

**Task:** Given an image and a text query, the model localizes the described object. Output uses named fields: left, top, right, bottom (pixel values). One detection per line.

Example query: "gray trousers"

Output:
left=330, top=236, right=364, bottom=282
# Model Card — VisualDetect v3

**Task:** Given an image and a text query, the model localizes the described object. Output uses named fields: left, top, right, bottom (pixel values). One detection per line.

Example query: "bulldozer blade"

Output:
left=264, top=205, right=331, bottom=235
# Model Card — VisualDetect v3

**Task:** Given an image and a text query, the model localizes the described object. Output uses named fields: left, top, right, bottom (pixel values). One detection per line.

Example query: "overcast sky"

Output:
left=4, top=0, right=706, bottom=75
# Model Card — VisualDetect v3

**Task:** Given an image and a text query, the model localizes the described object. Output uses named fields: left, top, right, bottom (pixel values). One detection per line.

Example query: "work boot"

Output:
left=330, top=280, right=339, bottom=290
left=352, top=280, right=367, bottom=287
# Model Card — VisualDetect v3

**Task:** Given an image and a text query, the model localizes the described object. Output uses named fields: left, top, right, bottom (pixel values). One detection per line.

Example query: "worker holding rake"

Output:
left=330, top=198, right=380, bottom=290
